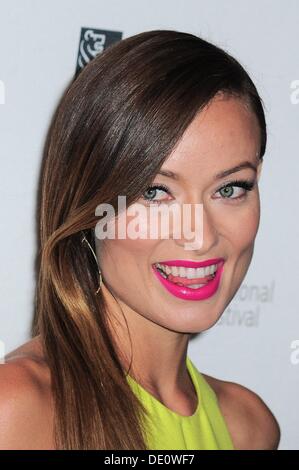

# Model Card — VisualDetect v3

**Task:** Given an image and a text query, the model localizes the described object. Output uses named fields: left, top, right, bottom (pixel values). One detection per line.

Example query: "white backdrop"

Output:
left=0, top=0, right=298, bottom=450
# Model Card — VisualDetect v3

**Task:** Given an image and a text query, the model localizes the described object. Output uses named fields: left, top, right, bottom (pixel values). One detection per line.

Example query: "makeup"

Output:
left=152, top=258, right=225, bottom=301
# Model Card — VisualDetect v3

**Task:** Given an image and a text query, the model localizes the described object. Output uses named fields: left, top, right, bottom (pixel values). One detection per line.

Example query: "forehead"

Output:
left=162, top=95, right=260, bottom=182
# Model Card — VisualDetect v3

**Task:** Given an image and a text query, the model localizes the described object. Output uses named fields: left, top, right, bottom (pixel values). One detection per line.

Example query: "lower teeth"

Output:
left=187, top=283, right=206, bottom=289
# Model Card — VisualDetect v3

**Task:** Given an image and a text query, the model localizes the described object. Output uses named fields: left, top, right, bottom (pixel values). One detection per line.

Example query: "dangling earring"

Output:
left=81, top=231, right=103, bottom=294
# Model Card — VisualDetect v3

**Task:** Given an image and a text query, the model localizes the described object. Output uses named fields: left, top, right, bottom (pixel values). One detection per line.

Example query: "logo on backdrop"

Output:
left=217, top=280, right=275, bottom=328
left=75, top=27, right=123, bottom=76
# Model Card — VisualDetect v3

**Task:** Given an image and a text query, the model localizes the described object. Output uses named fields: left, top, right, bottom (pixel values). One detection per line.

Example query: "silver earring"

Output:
left=81, top=231, right=103, bottom=294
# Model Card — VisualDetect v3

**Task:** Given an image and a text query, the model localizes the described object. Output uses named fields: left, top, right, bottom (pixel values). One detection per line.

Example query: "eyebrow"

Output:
left=157, top=161, right=257, bottom=181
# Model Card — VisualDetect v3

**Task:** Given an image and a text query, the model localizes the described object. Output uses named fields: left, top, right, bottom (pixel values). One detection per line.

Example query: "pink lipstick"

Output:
left=152, top=258, right=225, bottom=301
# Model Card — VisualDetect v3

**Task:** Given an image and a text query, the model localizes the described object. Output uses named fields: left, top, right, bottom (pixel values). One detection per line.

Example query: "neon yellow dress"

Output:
left=126, top=356, right=235, bottom=450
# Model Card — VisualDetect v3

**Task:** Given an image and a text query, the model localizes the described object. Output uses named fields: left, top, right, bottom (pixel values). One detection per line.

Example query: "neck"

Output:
left=101, top=283, right=192, bottom=397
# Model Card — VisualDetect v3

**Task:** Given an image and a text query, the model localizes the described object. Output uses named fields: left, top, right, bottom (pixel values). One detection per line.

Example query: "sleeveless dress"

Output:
left=126, top=356, right=235, bottom=450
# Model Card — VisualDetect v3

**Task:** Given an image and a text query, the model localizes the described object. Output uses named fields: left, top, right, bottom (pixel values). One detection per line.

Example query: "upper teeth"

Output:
left=155, top=263, right=218, bottom=278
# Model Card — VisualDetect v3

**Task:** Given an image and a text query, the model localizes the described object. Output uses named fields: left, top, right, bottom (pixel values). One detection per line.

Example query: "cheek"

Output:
left=97, top=235, right=159, bottom=313
left=96, top=211, right=160, bottom=282
left=100, top=237, right=158, bottom=266
left=216, top=197, right=260, bottom=248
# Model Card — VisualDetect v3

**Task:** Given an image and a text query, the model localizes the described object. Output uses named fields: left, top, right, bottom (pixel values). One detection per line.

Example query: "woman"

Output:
left=0, top=29, right=280, bottom=450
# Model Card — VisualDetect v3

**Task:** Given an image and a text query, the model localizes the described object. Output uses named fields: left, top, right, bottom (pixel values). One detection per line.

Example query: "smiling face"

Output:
left=95, top=94, right=263, bottom=334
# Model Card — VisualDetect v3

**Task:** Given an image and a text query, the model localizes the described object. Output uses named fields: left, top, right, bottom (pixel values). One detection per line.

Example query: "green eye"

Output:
left=216, top=180, right=255, bottom=200
left=144, top=188, right=159, bottom=200
left=142, top=184, right=170, bottom=203
left=219, top=186, right=234, bottom=198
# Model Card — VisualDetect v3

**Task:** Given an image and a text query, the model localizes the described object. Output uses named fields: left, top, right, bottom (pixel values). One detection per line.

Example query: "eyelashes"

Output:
left=215, top=179, right=255, bottom=200
left=142, top=184, right=171, bottom=203
left=141, top=179, right=256, bottom=204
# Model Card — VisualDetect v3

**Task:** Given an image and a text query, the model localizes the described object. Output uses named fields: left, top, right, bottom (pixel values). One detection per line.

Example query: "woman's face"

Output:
left=95, top=94, right=263, bottom=334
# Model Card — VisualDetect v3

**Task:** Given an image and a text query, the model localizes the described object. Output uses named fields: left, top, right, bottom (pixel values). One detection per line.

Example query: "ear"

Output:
left=256, top=159, right=263, bottom=182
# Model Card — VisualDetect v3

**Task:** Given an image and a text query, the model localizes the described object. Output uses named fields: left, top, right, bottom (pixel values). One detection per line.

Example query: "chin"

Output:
left=155, top=309, right=222, bottom=335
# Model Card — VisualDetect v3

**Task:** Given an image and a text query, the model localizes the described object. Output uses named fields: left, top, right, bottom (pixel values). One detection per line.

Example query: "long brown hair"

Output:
left=32, top=29, right=267, bottom=449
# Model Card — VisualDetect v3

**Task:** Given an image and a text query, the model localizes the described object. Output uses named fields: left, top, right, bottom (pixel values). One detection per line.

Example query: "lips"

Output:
left=151, top=258, right=225, bottom=301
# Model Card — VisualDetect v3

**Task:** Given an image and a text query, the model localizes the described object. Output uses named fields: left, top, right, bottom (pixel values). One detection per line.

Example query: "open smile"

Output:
left=151, top=258, right=225, bottom=301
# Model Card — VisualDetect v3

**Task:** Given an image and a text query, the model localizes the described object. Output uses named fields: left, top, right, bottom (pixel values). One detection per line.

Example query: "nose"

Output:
left=172, top=203, right=219, bottom=253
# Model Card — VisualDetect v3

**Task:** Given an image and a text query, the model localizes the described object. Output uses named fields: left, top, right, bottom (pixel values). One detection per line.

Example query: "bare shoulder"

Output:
left=0, top=336, right=55, bottom=449
left=201, top=372, right=281, bottom=450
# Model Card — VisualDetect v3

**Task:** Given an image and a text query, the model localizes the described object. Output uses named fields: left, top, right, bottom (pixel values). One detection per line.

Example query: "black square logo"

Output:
left=75, top=27, right=123, bottom=76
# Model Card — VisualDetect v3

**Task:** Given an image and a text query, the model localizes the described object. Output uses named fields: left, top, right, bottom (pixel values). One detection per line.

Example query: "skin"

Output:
left=0, top=94, right=280, bottom=449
